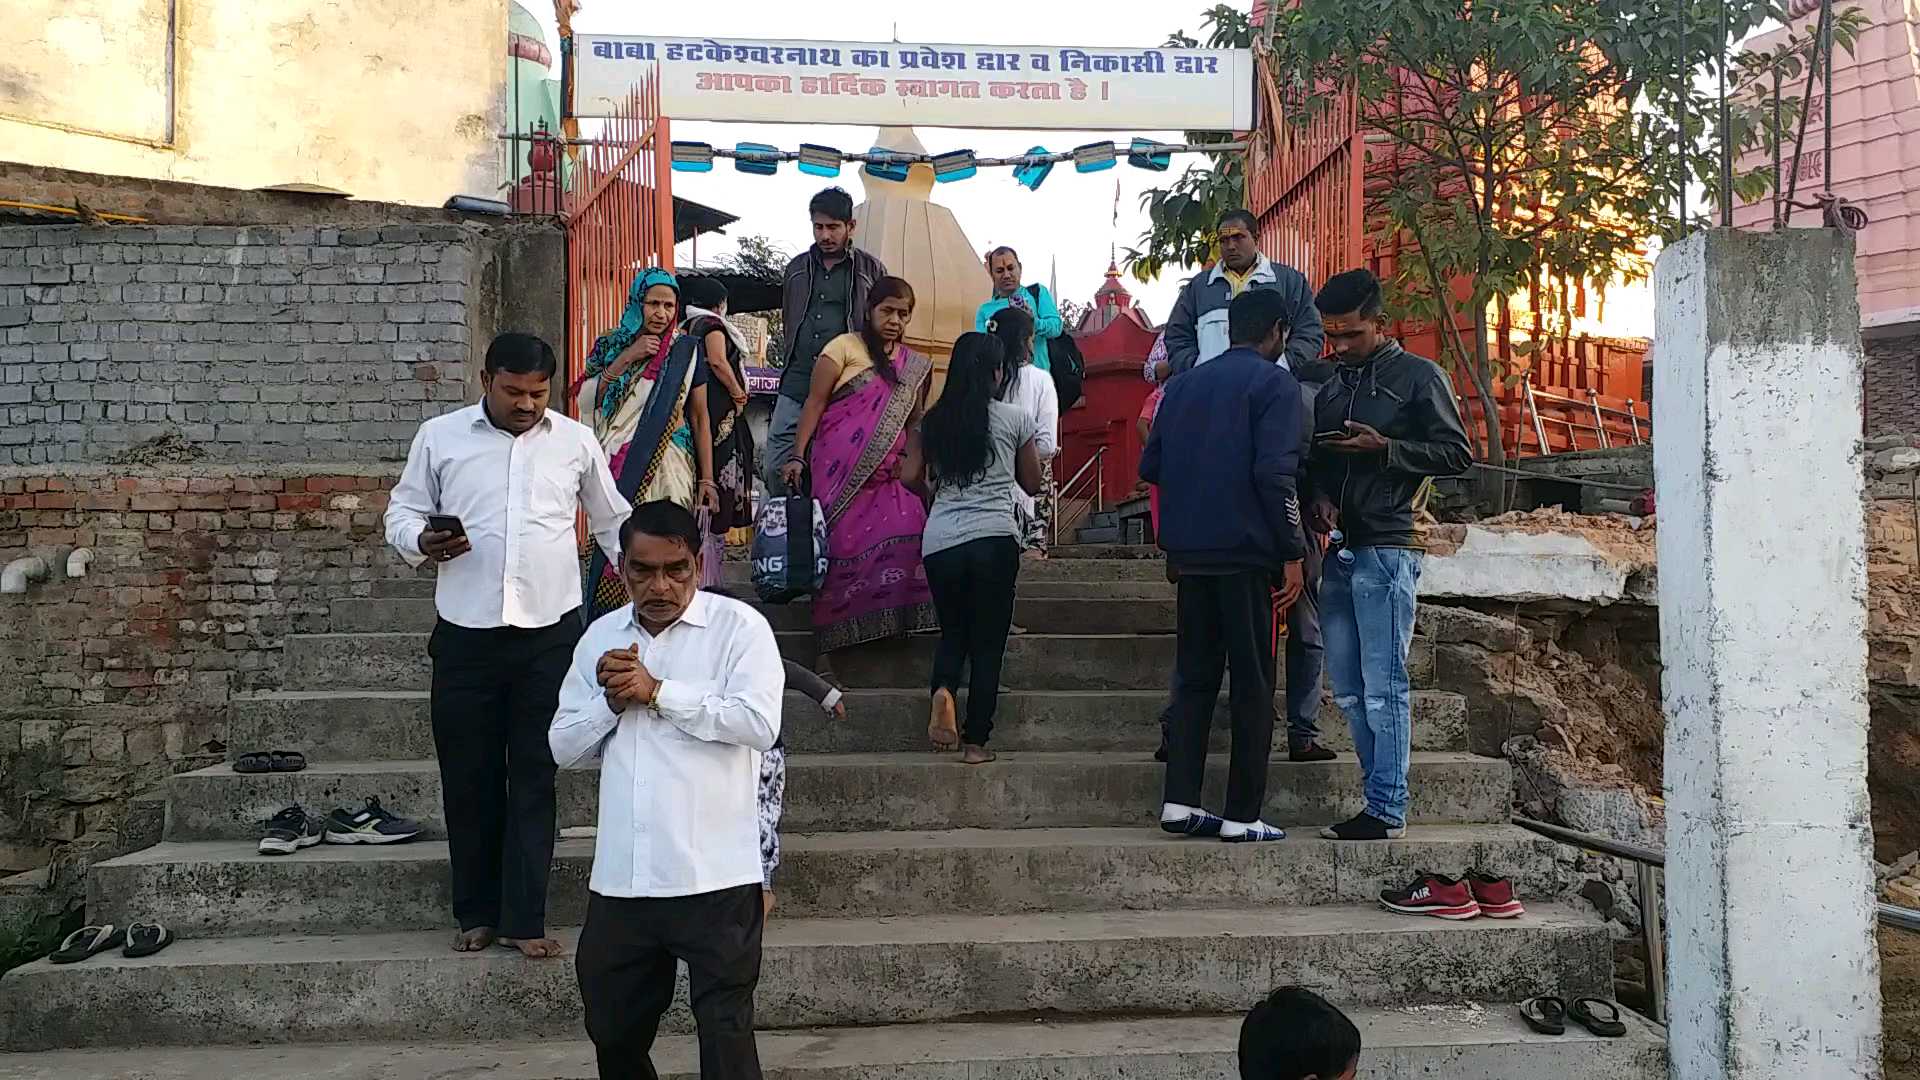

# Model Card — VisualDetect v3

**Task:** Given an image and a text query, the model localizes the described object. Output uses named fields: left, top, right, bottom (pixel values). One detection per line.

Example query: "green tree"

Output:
left=1121, top=5, right=1252, bottom=284
left=1134, top=1, right=1862, bottom=476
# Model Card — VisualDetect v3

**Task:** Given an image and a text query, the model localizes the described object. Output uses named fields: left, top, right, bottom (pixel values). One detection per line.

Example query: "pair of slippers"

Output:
left=234, top=750, right=306, bottom=773
left=1520, top=996, right=1628, bottom=1037
left=49, top=922, right=174, bottom=963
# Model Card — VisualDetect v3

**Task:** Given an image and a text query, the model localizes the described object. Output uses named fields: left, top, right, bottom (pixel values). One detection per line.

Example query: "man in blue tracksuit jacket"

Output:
left=1140, top=289, right=1307, bottom=844
left=1163, top=209, right=1324, bottom=376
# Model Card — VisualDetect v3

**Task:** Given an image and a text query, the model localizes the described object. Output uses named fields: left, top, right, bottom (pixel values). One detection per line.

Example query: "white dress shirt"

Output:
left=549, top=590, right=783, bottom=898
left=1005, top=365, right=1059, bottom=520
left=384, top=404, right=630, bottom=630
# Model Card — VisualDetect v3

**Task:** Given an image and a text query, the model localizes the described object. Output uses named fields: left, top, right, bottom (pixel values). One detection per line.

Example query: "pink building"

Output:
left=1735, top=0, right=1920, bottom=431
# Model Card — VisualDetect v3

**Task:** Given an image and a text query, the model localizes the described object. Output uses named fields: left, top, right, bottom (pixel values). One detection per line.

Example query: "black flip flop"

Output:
left=1569, top=997, right=1628, bottom=1038
left=49, top=925, right=125, bottom=964
left=122, top=922, right=175, bottom=959
left=233, top=751, right=305, bottom=773
left=1519, top=995, right=1567, bottom=1035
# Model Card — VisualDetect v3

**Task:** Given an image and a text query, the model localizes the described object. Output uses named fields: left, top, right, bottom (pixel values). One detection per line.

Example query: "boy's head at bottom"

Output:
left=1239, top=986, right=1362, bottom=1080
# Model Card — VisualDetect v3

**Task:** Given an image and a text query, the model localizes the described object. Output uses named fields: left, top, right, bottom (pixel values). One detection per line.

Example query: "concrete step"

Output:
left=162, top=752, right=1509, bottom=842
left=1072, top=525, right=1122, bottom=544
left=1049, top=543, right=1164, bottom=560
left=90, top=824, right=1559, bottom=936
left=329, top=595, right=1180, bottom=636
left=227, top=687, right=1470, bottom=762
left=277, top=630, right=1437, bottom=693
left=4, top=1008, right=1667, bottom=1077
left=369, top=559, right=1175, bottom=601
left=0, top=904, right=1610, bottom=1049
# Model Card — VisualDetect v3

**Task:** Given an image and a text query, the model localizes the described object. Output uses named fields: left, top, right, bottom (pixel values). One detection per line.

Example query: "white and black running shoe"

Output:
left=258, top=805, right=324, bottom=856
left=323, top=797, right=422, bottom=845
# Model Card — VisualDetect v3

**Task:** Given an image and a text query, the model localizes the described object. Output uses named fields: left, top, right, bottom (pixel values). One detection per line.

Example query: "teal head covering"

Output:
left=586, top=267, right=679, bottom=378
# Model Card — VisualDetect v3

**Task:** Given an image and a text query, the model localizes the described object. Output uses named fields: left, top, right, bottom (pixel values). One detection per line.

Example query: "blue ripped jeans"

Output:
left=1319, top=546, right=1422, bottom=828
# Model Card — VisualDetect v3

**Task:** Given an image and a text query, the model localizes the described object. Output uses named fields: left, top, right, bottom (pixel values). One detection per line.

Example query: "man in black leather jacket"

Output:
left=1307, top=269, right=1472, bottom=842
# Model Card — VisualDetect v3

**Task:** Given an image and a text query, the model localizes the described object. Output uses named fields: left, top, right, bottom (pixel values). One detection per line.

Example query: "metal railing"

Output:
left=1051, top=446, right=1106, bottom=547
left=1519, top=814, right=1920, bottom=1026
left=1520, top=382, right=1650, bottom=454
left=1513, top=816, right=1667, bottom=1024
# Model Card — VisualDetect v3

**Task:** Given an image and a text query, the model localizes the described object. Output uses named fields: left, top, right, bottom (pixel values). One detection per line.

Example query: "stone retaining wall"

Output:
left=0, top=466, right=408, bottom=877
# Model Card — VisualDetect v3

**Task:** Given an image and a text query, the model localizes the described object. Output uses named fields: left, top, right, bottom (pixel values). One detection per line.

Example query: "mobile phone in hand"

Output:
left=426, top=514, right=466, bottom=538
left=1313, top=429, right=1350, bottom=443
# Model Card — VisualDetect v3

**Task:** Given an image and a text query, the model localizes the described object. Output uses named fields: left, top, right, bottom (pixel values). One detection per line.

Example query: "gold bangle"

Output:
left=646, top=679, right=662, bottom=708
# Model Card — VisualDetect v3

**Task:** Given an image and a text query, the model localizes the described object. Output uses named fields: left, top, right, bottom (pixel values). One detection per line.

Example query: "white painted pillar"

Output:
left=1654, top=228, right=1880, bottom=1079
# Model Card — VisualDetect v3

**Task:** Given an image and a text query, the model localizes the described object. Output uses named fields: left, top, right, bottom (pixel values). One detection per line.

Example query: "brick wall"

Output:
left=1867, top=332, right=1920, bottom=438
left=0, top=223, right=480, bottom=465
left=0, top=466, right=410, bottom=876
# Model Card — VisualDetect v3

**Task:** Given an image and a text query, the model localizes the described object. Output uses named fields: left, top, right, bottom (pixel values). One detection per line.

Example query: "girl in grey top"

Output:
left=903, top=333, right=1042, bottom=763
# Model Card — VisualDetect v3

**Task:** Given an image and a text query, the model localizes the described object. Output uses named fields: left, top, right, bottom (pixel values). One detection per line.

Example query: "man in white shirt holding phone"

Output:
left=384, top=332, right=630, bottom=960
left=552, top=499, right=783, bottom=1080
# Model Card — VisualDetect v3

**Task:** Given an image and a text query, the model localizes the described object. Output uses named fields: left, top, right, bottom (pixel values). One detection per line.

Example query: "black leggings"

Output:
left=923, top=535, right=1021, bottom=746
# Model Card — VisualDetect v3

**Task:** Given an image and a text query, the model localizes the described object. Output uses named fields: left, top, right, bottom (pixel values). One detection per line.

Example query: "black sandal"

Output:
left=123, top=922, right=175, bottom=959
left=233, top=750, right=305, bottom=774
left=1569, top=997, right=1628, bottom=1038
left=1519, top=995, right=1567, bottom=1035
left=49, top=925, right=125, bottom=964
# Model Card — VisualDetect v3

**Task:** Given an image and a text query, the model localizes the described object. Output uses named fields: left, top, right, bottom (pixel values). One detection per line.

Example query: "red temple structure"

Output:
left=1059, top=264, right=1160, bottom=508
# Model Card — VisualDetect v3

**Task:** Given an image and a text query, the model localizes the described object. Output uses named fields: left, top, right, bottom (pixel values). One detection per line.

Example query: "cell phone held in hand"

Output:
left=1313, top=429, right=1350, bottom=443
left=427, top=514, right=466, bottom=538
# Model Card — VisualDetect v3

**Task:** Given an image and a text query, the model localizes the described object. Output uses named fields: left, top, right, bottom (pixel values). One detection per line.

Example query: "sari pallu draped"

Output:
left=808, top=345, right=938, bottom=652
left=575, top=332, right=702, bottom=623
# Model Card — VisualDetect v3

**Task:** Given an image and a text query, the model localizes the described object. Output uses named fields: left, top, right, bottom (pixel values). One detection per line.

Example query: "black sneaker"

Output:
left=1319, top=812, right=1407, bottom=841
left=324, top=797, right=422, bottom=845
left=258, top=805, right=323, bottom=855
left=1288, top=743, right=1338, bottom=763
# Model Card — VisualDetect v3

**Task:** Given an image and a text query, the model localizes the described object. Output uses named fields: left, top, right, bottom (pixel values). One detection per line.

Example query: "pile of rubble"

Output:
left=1881, top=851, right=1920, bottom=908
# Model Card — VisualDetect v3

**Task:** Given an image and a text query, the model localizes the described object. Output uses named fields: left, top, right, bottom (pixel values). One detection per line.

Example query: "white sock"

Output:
left=1220, top=819, right=1276, bottom=838
left=1161, top=802, right=1198, bottom=823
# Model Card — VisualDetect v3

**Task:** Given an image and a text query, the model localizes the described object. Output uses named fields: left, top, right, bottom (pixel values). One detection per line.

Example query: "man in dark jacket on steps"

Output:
left=1307, top=269, right=1472, bottom=842
left=1140, top=290, right=1306, bottom=844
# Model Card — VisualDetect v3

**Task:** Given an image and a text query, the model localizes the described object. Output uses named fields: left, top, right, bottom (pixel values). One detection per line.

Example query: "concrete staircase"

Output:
left=1, top=557, right=1665, bottom=1076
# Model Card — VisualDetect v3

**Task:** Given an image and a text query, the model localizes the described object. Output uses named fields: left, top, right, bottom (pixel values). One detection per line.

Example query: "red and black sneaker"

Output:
left=1466, top=870, right=1526, bottom=918
left=1379, top=872, right=1482, bottom=920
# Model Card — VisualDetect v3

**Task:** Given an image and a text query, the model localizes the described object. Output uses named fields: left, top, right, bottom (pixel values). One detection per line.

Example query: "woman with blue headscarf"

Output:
left=573, top=267, right=714, bottom=620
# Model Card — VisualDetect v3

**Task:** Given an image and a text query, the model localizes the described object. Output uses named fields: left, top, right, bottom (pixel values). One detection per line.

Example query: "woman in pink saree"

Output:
left=780, top=277, right=939, bottom=657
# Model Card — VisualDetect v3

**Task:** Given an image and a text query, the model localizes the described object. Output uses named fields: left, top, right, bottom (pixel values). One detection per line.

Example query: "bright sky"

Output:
left=526, top=0, right=1229, bottom=322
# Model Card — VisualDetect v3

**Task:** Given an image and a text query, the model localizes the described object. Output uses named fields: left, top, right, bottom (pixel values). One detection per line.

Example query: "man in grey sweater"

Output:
left=1163, top=209, right=1324, bottom=376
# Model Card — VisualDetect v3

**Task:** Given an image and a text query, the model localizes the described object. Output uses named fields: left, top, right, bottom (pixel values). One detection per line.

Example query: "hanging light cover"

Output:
left=931, top=149, right=977, bottom=183
left=863, top=148, right=912, bottom=182
left=1128, top=138, right=1173, bottom=172
left=1072, top=141, right=1118, bottom=173
left=797, top=144, right=843, bottom=178
left=1012, top=146, right=1053, bottom=191
left=734, top=142, right=781, bottom=175
left=670, top=141, right=715, bottom=173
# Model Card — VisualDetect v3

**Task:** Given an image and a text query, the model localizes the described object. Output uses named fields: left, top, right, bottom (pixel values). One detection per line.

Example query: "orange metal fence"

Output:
left=562, top=70, right=675, bottom=394
left=1245, top=75, right=1366, bottom=292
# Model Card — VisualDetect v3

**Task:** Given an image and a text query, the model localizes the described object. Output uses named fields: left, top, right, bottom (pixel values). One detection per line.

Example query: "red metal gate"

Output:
left=1244, top=60, right=1366, bottom=292
left=563, top=69, right=676, bottom=392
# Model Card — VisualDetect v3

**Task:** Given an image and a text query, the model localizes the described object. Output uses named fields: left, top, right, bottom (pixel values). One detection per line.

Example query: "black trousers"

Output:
left=923, top=535, right=1021, bottom=745
left=426, top=612, right=581, bottom=940
left=1159, top=540, right=1324, bottom=749
left=577, top=885, right=766, bottom=1080
left=1163, top=571, right=1279, bottom=823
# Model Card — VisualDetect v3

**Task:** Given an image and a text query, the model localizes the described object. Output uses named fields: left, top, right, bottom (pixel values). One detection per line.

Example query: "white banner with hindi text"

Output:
left=574, top=36, right=1255, bottom=131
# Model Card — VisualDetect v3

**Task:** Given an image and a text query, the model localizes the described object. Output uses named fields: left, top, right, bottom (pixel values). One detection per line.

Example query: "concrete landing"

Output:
left=0, top=906, right=1612, bottom=1050
left=0, top=1007, right=1668, bottom=1079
